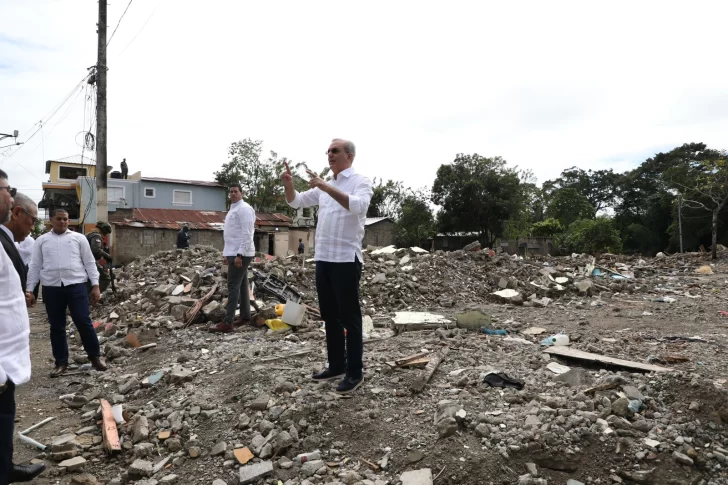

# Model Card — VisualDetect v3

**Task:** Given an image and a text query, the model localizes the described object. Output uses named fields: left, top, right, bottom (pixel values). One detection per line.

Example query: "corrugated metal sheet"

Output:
left=109, top=208, right=292, bottom=231
left=365, top=217, right=394, bottom=226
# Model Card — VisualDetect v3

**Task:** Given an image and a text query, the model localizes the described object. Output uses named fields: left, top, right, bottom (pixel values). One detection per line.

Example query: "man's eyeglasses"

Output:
left=325, top=148, right=341, bottom=155
left=0, top=186, right=17, bottom=197
left=20, top=207, right=38, bottom=224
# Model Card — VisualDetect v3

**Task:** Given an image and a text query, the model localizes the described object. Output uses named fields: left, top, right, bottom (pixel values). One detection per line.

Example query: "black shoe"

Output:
left=335, top=375, right=364, bottom=394
left=9, top=462, right=46, bottom=483
left=311, top=368, right=345, bottom=381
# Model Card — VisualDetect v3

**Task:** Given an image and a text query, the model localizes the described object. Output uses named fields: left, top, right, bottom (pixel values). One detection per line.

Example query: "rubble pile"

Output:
left=19, top=245, right=728, bottom=484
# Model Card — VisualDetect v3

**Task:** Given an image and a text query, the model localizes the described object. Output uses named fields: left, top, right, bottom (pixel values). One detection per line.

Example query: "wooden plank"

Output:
left=183, top=284, right=218, bottom=327
left=411, top=347, right=449, bottom=393
left=543, top=347, right=672, bottom=373
left=99, top=399, right=121, bottom=453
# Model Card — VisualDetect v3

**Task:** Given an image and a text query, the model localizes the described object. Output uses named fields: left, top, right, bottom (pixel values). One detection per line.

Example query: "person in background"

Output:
left=86, top=221, right=113, bottom=294
left=120, top=158, right=128, bottom=179
left=176, top=224, right=190, bottom=249
left=298, top=238, right=305, bottom=255
left=209, top=184, right=255, bottom=333
left=282, top=138, right=373, bottom=394
left=0, top=170, right=47, bottom=484
left=26, top=209, right=107, bottom=378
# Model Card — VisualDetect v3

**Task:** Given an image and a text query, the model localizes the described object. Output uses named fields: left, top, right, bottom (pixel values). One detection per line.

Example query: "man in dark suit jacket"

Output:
left=1, top=192, right=38, bottom=296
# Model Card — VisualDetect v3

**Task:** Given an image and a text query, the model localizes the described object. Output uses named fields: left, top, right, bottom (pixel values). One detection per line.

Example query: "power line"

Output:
left=117, top=0, right=165, bottom=57
left=106, top=0, right=134, bottom=50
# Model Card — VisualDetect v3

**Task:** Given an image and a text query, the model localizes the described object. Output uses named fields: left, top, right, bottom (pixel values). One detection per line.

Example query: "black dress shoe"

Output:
left=9, top=462, right=46, bottom=483
left=335, top=375, right=364, bottom=394
left=311, top=368, right=345, bottom=381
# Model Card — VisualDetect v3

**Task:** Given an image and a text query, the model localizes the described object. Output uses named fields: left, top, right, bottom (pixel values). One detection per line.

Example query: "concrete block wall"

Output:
left=363, top=221, right=396, bottom=248
left=112, top=226, right=224, bottom=264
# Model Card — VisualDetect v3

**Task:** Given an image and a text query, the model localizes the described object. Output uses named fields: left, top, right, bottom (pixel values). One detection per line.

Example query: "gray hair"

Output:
left=12, top=192, right=37, bottom=213
left=332, top=138, right=356, bottom=157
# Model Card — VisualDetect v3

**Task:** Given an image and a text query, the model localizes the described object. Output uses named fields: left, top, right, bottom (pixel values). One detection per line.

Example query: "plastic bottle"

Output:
left=482, top=328, right=508, bottom=336
left=540, top=333, right=570, bottom=346
left=293, top=451, right=321, bottom=464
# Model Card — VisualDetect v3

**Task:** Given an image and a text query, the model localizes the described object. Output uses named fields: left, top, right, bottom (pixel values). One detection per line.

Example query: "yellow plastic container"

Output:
left=265, top=319, right=291, bottom=332
left=275, top=304, right=285, bottom=316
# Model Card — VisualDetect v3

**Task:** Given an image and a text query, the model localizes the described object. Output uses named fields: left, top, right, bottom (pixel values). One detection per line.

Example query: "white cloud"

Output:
left=2, top=0, right=727, bottom=205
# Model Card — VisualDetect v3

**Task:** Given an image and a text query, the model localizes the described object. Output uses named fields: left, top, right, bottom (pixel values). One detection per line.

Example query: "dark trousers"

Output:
left=43, top=283, right=101, bottom=366
left=0, top=380, right=15, bottom=485
left=121, top=169, right=128, bottom=179
left=315, top=259, right=363, bottom=379
left=225, top=257, right=253, bottom=323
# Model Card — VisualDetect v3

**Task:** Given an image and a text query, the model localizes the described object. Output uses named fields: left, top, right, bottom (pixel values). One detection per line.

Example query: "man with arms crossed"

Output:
left=282, top=139, right=373, bottom=393
left=27, top=209, right=107, bottom=377
left=0, top=171, right=46, bottom=484
left=209, top=183, right=256, bottom=332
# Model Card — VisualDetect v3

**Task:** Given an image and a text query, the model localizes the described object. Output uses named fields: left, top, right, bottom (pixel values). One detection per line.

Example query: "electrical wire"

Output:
left=117, top=0, right=165, bottom=58
left=106, top=0, right=134, bottom=50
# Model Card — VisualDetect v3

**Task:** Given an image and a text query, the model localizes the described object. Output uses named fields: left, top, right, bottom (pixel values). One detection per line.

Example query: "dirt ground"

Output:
left=10, top=266, right=728, bottom=485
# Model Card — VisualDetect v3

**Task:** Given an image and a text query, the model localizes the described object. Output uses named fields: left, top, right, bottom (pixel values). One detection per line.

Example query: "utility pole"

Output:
left=678, top=193, right=684, bottom=253
left=95, top=0, right=108, bottom=224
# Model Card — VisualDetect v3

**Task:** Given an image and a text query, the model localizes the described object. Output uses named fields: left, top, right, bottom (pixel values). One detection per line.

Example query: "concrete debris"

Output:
left=14, top=245, right=728, bottom=484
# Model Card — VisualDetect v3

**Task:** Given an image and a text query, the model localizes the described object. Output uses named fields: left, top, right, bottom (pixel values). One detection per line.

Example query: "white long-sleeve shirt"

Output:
left=223, top=199, right=256, bottom=257
left=26, top=229, right=100, bottom=291
left=288, top=167, right=373, bottom=263
left=18, top=236, right=35, bottom=266
left=0, top=247, right=31, bottom=386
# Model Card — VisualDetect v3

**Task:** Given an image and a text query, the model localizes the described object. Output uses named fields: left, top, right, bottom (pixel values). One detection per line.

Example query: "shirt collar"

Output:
left=0, top=224, right=13, bottom=241
left=334, top=167, right=356, bottom=180
left=230, top=200, right=242, bottom=208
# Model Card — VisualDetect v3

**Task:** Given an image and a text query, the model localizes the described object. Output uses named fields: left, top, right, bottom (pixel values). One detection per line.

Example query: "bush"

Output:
left=564, top=217, right=622, bottom=254
left=531, top=218, right=563, bottom=237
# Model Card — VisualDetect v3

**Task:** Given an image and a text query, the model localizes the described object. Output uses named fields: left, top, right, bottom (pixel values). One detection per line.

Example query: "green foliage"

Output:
left=368, top=179, right=405, bottom=218
left=395, top=191, right=436, bottom=247
left=531, top=218, right=563, bottom=237
left=32, top=218, right=44, bottom=237
left=543, top=167, right=620, bottom=213
left=545, top=188, right=595, bottom=228
left=432, top=154, right=521, bottom=246
left=563, top=217, right=622, bottom=254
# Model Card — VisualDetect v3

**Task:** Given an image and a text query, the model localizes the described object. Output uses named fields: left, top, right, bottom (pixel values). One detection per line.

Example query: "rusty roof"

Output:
left=109, top=208, right=292, bottom=231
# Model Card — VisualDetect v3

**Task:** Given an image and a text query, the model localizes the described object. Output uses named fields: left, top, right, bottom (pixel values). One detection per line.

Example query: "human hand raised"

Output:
left=281, top=161, right=293, bottom=184
left=306, top=169, right=327, bottom=190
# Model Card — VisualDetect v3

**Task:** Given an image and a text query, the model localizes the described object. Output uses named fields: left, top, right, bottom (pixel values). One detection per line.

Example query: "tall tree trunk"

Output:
left=712, top=209, right=719, bottom=260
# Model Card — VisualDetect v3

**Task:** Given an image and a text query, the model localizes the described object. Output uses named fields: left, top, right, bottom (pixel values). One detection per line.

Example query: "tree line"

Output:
left=215, top=139, right=728, bottom=258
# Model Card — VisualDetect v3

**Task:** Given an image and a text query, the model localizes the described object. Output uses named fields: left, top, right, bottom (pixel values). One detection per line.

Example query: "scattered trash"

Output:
left=544, top=347, right=672, bottom=373
left=627, top=399, right=642, bottom=413
left=264, top=319, right=292, bottom=333
left=455, top=310, right=492, bottom=331
left=695, top=265, right=714, bottom=274
left=546, top=362, right=571, bottom=375
left=540, top=333, right=570, bottom=346
left=393, top=312, right=451, bottom=332
left=281, top=300, right=305, bottom=327
left=651, top=297, right=676, bottom=303
left=483, top=372, right=525, bottom=390
left=482, top=328, right=508, bottom=336
left=522, top=326, right=547, bottom=336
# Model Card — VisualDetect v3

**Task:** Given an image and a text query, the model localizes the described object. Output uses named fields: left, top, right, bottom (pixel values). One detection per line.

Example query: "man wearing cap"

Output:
left=87, top=222, right=113, bottom=294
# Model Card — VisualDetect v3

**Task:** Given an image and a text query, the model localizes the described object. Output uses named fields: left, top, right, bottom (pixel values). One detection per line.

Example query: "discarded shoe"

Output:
left=483, top=372, right=524, bottom=390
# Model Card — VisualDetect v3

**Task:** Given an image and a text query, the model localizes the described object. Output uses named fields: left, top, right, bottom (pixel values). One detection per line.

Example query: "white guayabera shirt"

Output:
left=288, top=167, right=373, bottom=264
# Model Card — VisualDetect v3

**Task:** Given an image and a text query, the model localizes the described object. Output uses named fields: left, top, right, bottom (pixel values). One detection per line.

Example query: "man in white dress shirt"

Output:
left=0, top=170, right=46, bottom=484
left=282, top=139, right=373, bottom=394
left=27, top=209, right=107, bottom=377
left=209, top=183, right=256, bottom=333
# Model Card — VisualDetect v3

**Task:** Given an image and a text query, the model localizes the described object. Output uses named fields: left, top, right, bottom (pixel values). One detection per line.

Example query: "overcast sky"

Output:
left=1, top=0, right=727, bottom=205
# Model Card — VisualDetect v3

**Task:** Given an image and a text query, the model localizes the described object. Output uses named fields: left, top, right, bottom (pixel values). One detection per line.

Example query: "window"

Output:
left=59, top=165, right=88, bottom=180
left=144, top=187, right=156, bottom=198
left=172, top=190, right=192, bottom=205
left=108, top=186, right=124, bottom=202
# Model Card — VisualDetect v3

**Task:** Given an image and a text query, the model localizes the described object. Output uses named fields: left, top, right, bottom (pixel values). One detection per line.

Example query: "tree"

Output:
left=214, top=138, right=288, bottom=212
left=531, top=218, right=563, bottom=237
left=545, top=188, right=595, bottom=228
left=368, top=179, right=405, bottom=218
left=662, top=149, right=728, bottom=259
left=395, top=191, right=435, bottom=248
left=432, top=154, right=521, bottom=246
left=563, top=217, right=622, bottom=254
left=503, top=170, right=543, bottom=253
left=543, top=167, right=620, bottom=213
left=31, top=218, right=44, bottom=237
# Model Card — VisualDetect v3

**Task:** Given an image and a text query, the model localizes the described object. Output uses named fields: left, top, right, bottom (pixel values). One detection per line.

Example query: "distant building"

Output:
left=363, top=217, right=396, bottom=248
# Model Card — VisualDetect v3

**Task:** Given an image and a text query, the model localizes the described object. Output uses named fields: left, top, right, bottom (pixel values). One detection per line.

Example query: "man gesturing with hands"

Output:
left=282, top=139, right=373, bottom=394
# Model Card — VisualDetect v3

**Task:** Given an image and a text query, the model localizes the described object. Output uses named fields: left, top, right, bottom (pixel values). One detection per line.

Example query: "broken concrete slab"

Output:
left=59, top=456, right=87, bottom=472
left=400, top=468, right=433, bottom=485
left=238, top=460, right=273, bottom=484
left=392, top=312, right=451, bottom=331
left=544, top=347, right=673, bottom=373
